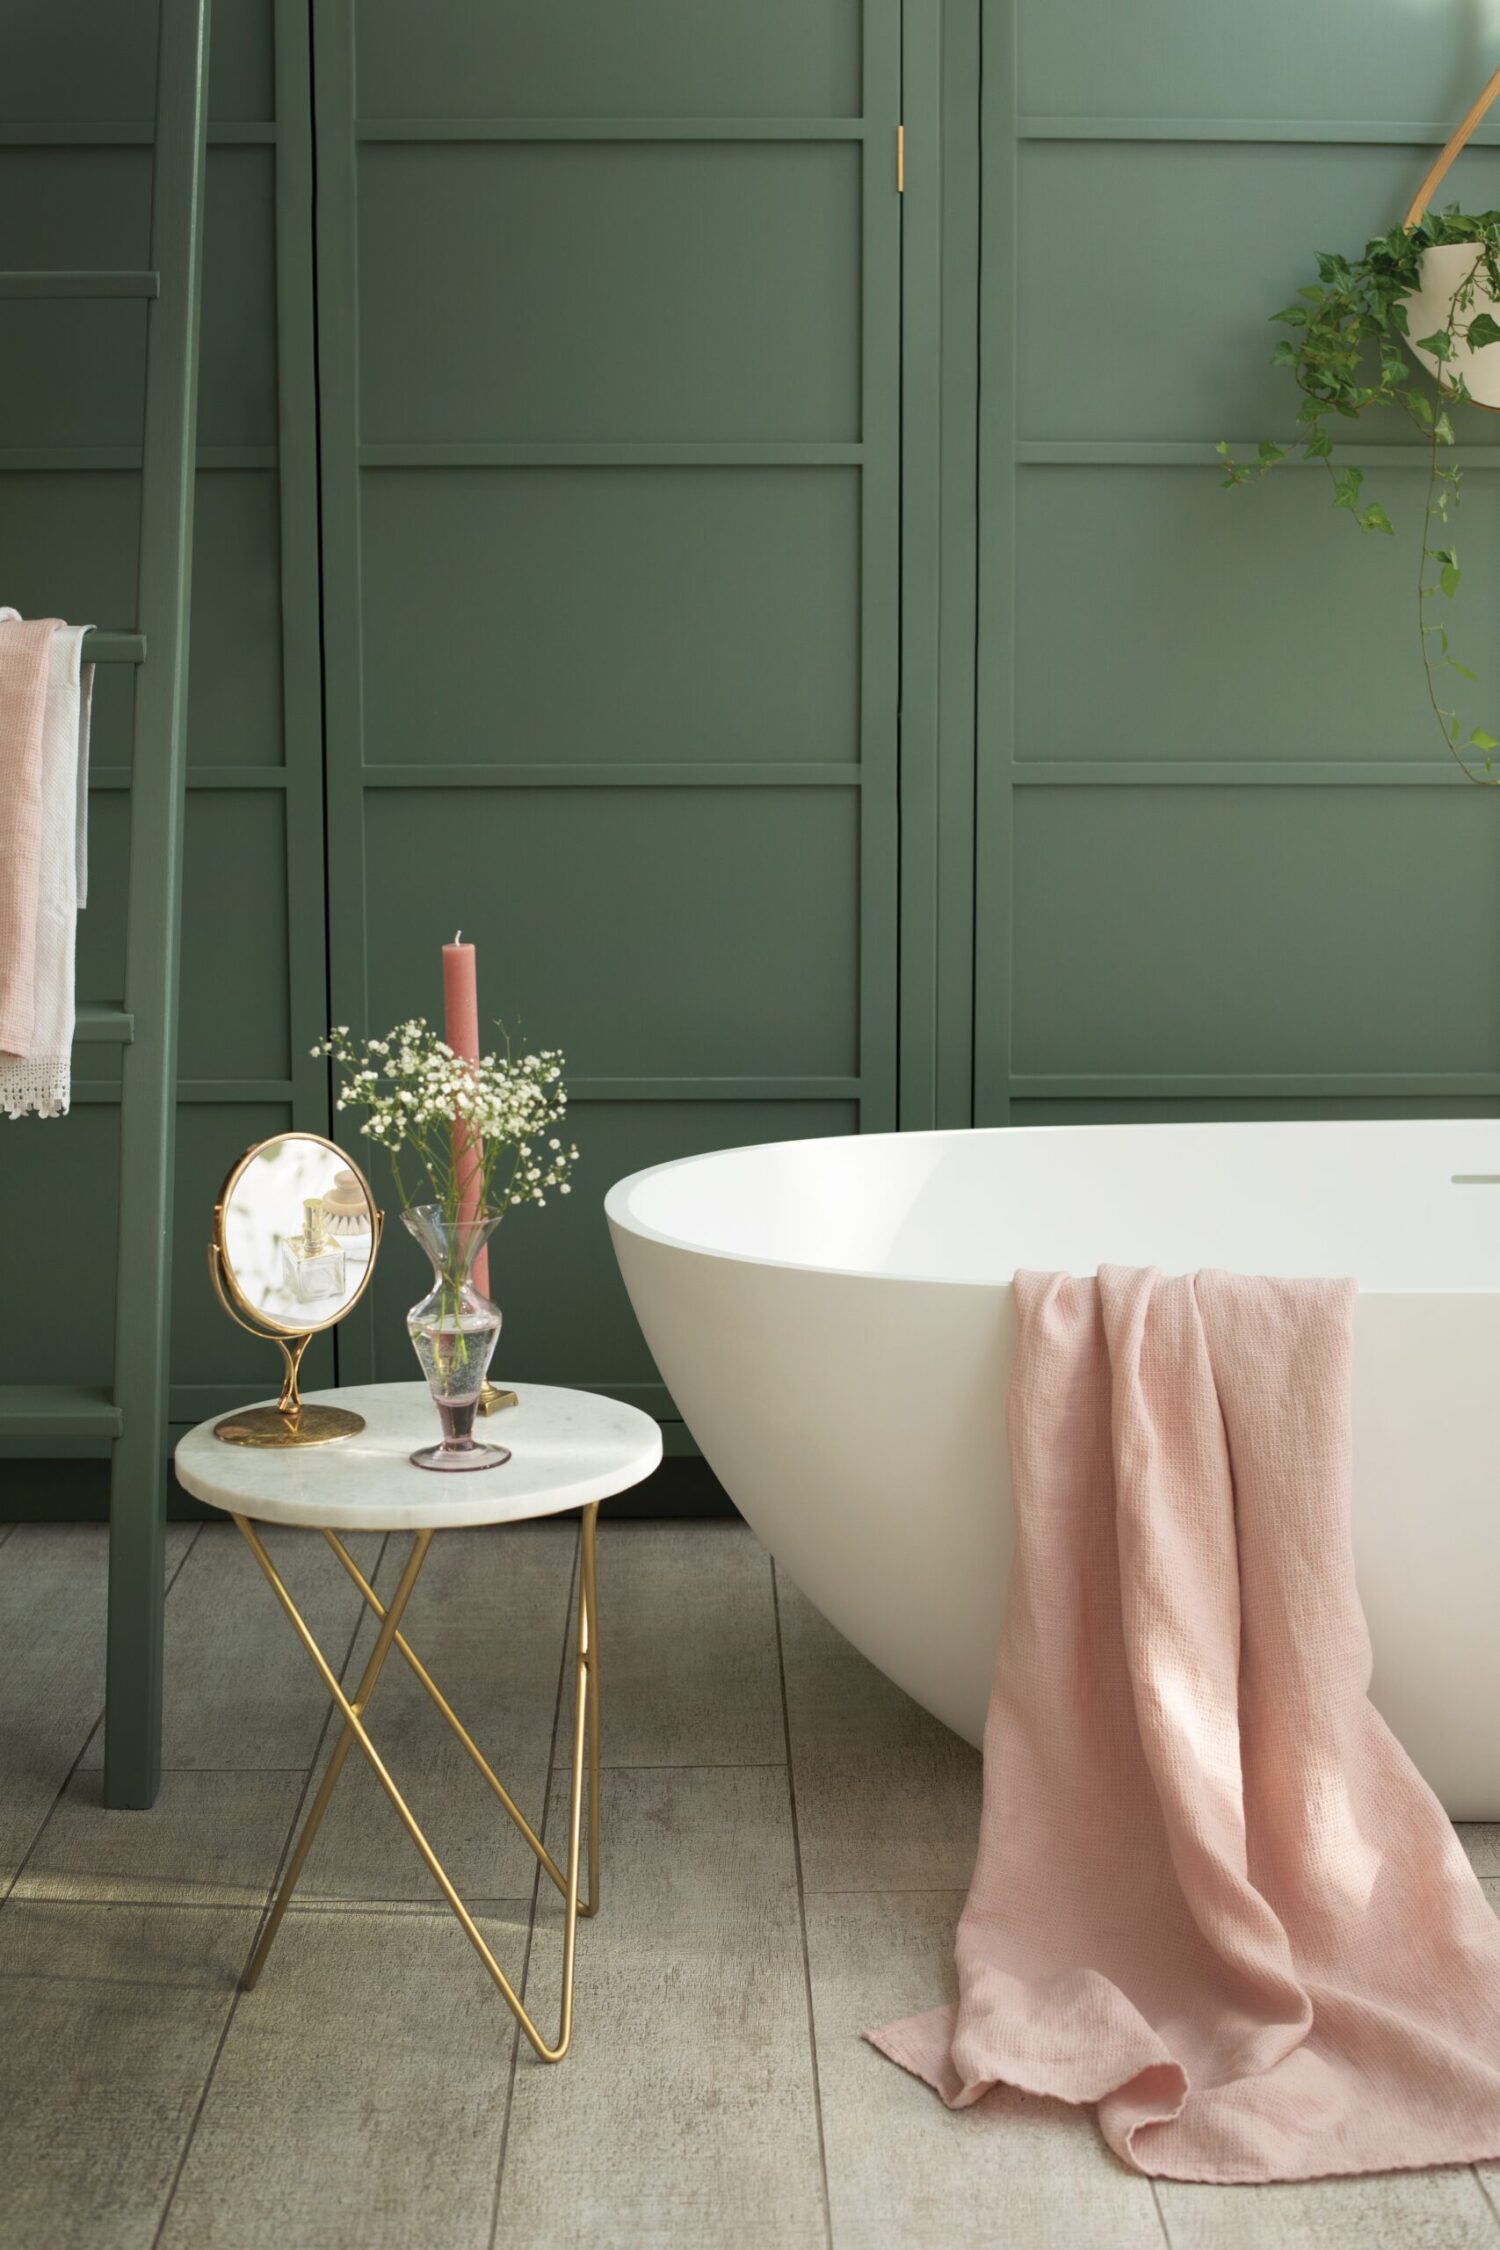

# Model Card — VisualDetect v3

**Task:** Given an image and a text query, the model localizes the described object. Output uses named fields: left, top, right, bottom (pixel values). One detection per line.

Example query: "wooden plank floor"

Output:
left=3, top=1520, right=1499, bottom=2248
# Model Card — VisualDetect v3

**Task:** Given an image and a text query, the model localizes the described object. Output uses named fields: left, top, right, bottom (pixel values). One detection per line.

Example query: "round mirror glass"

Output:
left=216, top=1132, right=379, bottom=1336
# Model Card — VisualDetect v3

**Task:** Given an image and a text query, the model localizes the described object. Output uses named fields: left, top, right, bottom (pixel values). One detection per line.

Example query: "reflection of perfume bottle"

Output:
left=322, top=1167, right=370, bottom=1260
left=281, top=1196, right=346, bottom=1304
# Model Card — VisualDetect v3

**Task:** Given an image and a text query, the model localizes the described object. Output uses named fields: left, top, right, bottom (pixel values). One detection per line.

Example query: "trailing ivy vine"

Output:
left=1220, top=209, right=1500, bottom=782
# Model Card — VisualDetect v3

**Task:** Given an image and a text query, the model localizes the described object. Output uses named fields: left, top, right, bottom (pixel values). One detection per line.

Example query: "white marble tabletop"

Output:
left=174, top=1382, right=663, bottom=1531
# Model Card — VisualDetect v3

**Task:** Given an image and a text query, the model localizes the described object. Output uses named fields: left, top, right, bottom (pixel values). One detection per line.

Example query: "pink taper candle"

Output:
left=441, top=932, right=489, bottom=1297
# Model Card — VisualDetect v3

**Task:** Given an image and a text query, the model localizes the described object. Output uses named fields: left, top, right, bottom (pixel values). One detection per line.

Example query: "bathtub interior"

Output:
left=607, top=1118, right=1500, bottom=1291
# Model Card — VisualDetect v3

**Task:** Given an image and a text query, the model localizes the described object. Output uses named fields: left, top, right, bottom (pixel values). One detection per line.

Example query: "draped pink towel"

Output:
left=0, top=616, right=60, bottom=1057
left=870, top=1267, right=1500, bottom=2182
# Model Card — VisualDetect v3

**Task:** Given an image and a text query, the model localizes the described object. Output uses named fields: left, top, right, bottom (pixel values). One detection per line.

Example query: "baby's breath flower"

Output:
left=319, top=1016, right=579, bottom=1222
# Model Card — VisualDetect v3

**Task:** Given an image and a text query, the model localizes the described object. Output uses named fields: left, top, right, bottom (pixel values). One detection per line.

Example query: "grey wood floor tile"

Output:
left=806, top=1889, right=1166, bottom=2250
left=160, top=1900, right=530, bottom=2250
left=0, top=1524, right=196, bottom=1890
left=16, top=1767, right=307, bottom=1910
left=776, top=1574, right=980, bottom=1894
left=500, top=1764, right=826, bottom=2248
left=563, top=1520, right=784, bottom=1769
left=296, top=1523, right=573, bottom=1905
left=1158, top=2170, right=1500, bottom=2249
left=1460, top=1826, right=1500, bottom=1876
left=81, top=1522, right=385, bottom=1773
left=0, top=1899, right=256, bottom=2250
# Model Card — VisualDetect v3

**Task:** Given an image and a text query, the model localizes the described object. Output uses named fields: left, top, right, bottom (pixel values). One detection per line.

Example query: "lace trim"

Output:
left=0, top=1051, right=71, bottom=1119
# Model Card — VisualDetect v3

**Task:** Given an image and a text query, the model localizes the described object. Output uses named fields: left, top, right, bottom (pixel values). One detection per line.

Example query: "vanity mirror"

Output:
left=209, top=1131, right=382, bottom=1446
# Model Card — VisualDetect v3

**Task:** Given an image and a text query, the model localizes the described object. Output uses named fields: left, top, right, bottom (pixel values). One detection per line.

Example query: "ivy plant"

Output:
left=1220, top=208, right=1500, bottom=781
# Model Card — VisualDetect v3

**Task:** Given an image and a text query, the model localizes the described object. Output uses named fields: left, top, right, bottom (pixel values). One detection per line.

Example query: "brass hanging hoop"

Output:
left=1404, top=61, right=1500, bottom=229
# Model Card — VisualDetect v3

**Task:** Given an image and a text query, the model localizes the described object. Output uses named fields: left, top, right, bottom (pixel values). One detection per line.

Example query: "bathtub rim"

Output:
left=604, top=1117, right=1500, bottom=1297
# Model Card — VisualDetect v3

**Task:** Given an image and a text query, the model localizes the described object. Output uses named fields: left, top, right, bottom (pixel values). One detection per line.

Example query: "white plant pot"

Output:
left=1404, top=240, right=1500, bottom=408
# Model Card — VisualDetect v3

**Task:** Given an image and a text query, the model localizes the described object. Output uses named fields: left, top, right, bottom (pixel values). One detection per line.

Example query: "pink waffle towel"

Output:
left=0, top=615, right=61, bottom=1056
left=870, top=1266, right=1500, bottom=2182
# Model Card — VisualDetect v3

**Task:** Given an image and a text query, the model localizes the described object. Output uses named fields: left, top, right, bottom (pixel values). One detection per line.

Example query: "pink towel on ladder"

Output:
left=0, top=616, right=60, bottom=1057
left=870, top=1267, right=1500, bottom=2182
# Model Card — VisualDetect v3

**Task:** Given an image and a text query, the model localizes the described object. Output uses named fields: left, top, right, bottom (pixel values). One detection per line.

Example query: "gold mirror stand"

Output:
left=208, top=1237, right=378, bottom=1448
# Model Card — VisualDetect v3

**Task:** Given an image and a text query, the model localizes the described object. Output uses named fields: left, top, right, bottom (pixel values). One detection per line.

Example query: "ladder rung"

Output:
left=0, top=1386, right=121, bottom=1440
left=74, top=1005, right=135, bottom=1045
left=81, top=632, right=147, bottom=665
left=0, top=270, right=160, bottom=301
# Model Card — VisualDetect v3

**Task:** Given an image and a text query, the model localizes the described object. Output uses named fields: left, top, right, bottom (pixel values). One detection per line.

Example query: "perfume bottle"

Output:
left=281, top=1196, right=346, bottom=1304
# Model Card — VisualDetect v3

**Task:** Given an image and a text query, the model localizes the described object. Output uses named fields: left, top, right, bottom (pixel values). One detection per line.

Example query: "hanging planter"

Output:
left=1221, top=62, right=1500, bottom=780
left=1404, top=237, right=1500, bottom=406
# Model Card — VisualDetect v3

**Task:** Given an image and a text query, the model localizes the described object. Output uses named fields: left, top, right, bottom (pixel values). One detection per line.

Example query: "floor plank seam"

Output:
left=553, top=1758, right=790, bottom=1774
left=1148, top=2178, right=1175, bottom=2245
left=488, top=1533, right=579, bottom=2250
left=771, top=1558, right=835, bottom=2250
left=147, top=1529, right=393, bottom=2250
left=806, top=1883, right=970, bottom=1898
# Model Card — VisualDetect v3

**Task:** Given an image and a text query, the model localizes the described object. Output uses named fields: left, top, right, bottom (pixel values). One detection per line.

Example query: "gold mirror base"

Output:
left=478, top=1383, right=518, bottom=1416
left=213, top=1403, right=366, bottom=1449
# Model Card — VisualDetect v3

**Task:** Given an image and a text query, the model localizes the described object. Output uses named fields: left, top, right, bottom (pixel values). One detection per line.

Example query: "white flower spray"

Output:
left=311, top=1020, right=579, bottom=1383
left=312, top=1018, right=578, bottom=1219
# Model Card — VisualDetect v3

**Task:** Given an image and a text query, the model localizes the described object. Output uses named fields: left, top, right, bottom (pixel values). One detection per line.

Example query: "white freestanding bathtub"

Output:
left=607, top=1119, right=1500, bottom=1819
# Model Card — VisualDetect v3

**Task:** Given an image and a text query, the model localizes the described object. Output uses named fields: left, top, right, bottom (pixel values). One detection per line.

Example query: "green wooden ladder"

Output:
left=0, top=0, right=212, bottom=1807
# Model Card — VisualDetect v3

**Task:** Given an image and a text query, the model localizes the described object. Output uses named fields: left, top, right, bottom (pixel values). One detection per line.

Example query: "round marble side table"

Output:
left=175, top=1381, right=662, bottom=2063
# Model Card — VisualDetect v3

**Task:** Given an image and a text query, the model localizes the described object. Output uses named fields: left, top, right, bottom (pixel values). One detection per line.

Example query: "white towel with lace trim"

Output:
left=0, top=612, right=94, bottom=1119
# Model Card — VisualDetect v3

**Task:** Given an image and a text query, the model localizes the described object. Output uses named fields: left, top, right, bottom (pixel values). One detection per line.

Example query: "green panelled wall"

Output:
left=9, top=0, right=1500, bottom=1512
left=313, top=0, right=904, bottom=1448
left=977, top=0, right=1500, bottom=1130
left=0, top=0, right=330, bottom=1508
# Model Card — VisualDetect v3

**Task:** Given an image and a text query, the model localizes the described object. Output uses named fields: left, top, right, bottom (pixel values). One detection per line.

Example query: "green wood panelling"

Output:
left=354, top=2, right=862, bottom=122
left=973, top=1, right=1500, bottom=1125
left=316, top=0, right=902, bottom=1415
left=358, top=468, right=863, bottom=769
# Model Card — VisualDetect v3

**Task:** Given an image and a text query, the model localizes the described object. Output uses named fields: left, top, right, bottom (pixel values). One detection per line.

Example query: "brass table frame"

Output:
left=232, top=1500, right=600, bottom=2064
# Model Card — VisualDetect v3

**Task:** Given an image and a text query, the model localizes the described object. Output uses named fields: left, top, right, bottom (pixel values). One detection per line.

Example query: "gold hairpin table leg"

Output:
left=232, top=1501, right=601, bottom=2063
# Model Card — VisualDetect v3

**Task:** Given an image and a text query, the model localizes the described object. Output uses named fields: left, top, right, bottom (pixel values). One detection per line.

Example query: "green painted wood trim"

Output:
left=273, top=0, right=332, bottom=1152
left=1011, top=762, right=1482, bottom=786
left=899, top=0, right=981, bottom=1132
left=354, top=117, right=868, bottom=143
left=0, top=270, right=158, bottom=298
left=972, top=0, right=1018, bottom=1127
left=1020, top=442, right=1500, bottom=467
left=0, top=1388, right=122, bottom=1438
left=0, top=447, right=275, bottom=471
left=568, top=1075, right=863, bottom=1100
left=935, top=0, right=980, bottom=1131
left=0, top=123, right=275, bottom=145
left=1017, top=116, right=1500, bottom=146
left=360, top=762, right=863, bottom=788
left=81, top=633, right=147, bottom=663
left=899, top=0, right=943, bottom=1129
left=313, top=0, right=377, bottom=1386
left=357, top=442, right=866, bottom=467
left=91, top=765, right=291, bottom=789
left=104, top=0, right=211, bottom=1813
left=1010, top=1073, right=1500, bottom=1099
left=72, top=1078, right=296, bottom=1104
left=859, top=0, right=902, bottom=1135
left=74, top=1006, right=135, bottom=1042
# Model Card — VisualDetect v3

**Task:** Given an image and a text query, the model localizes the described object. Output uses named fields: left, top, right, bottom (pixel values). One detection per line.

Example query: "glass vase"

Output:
left=401, top=1206, right=509, bottom=1473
